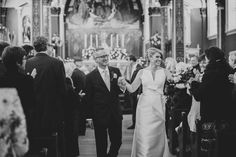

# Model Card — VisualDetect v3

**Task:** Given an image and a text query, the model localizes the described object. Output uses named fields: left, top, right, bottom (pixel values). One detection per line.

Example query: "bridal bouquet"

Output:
left=82, top=47, right=96, bottom=60
left=172, top=62, right=194, bottom=88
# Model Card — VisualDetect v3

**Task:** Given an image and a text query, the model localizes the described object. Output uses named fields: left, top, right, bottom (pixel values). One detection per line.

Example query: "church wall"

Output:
left=190, top=9, right=202, bottom=48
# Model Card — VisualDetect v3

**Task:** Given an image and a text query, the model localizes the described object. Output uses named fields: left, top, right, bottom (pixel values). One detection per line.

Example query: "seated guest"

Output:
left=190, top=47, right=235, bottom=127
left=0, top=46, right=35, bottom=145
left=0, top=41, right=10, bottom=77
left=0, top=88, right=29, bottom=157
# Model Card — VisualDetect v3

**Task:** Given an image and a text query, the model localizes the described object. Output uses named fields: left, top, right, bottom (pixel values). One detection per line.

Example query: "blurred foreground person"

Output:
left=0, top=46, right=35, bottom=142
left=0, top=88, right=29, bottom=157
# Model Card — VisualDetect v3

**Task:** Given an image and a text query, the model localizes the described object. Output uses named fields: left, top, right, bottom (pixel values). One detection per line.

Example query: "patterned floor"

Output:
left=79, top=114, right=134, bottom=157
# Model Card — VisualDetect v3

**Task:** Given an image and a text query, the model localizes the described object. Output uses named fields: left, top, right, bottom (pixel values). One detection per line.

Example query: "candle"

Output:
left=84, top=34, right=87, bottom=49
left=116, top=34, right=119, bottom=47
left=110, top=34, right=113, bottom=48
left=121, top=34, right=125, bottom=48
left=96, top=34, right=98, bottom=47
left=90, top=34, right=93, bottom=47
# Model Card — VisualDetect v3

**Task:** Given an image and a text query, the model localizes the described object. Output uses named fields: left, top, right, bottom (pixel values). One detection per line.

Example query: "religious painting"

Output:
left=21, top=4, right=32, bottom=44
left=68, top=0, right=141, bottom=29
left=22, top=15, right=31, bottom=43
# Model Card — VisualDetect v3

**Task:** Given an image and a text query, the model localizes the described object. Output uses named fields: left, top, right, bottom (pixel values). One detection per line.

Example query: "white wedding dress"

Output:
left=129, top=68, right=173, bottom=157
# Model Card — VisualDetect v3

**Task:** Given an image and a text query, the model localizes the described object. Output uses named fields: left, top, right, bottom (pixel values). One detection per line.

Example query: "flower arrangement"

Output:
left=110, top=47, right=127, bottom=60
left=150, top=33, right=161, bottom=49
left=82, top=47, right=96, bottom=60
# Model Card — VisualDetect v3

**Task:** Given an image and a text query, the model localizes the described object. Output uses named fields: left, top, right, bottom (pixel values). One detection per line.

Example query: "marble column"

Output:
left=172, top=0, right=184, bottom=62
left=84, top=34, right=87, bottom=49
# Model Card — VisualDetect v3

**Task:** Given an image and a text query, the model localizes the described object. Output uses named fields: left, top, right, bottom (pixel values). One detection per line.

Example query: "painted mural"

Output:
left=66, top=0, right=143, bottom=59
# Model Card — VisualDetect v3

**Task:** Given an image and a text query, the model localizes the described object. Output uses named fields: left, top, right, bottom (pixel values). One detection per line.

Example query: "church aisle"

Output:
left=79, top=114, right=134, bottom=157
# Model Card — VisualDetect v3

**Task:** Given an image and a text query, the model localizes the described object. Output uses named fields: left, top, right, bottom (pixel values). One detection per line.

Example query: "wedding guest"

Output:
left=25, top=36, right=66, bottom=156
left=84, top=48, right=125, bottom=157
left=22, top=44, right=35, bottom=59
left=228, top=51, right=236, bottom=72
left=190, top=47, right=235, bottom=127
left=125, top=55, right=142, bottom=129
left=165, top=57, right=177, bottom=73
left=120, top=47, right=174, bottom=157
left=64, top=61, right=81, bottom=157
left=71, top=56, right=87, bottom=135
left=0, top=46, right=35, bottom=144
left=0, top=41, right=10, bottom=77
left=0, top=88, right=29, bottom=157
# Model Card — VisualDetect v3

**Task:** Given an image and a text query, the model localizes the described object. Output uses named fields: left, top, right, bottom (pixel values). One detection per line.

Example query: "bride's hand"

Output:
left=118, top=76, right=126, bottom=87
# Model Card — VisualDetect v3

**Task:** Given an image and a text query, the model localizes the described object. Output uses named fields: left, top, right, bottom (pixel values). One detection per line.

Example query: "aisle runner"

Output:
left=79, top=115, right=134, bottom=157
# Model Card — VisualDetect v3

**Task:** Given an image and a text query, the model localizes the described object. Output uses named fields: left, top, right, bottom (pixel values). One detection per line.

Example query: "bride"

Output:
left=120, top=47, right=174, bottom=157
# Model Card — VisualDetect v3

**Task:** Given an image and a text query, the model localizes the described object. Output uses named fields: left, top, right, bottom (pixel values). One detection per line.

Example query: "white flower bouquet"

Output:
left=110, top=47, right=127, bottom=60
left=82, top=47, right=96, bottom=60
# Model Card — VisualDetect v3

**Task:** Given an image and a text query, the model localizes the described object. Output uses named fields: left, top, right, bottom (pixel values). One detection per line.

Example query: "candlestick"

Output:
left=116, top=34, right=119, bottom=47
left=84, top=34, right=87, bottom=49
left=96, top=34, right=98, bottom=47
left=110, top=34, right=113, bottom=48
left=90, top=34, right=93, bottom=47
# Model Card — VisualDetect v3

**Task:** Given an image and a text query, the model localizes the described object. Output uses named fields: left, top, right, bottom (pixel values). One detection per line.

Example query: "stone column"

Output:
left=160, top=0, right=171, bottom=58
left=143, top=0, right=150, bottom=57
left=216, top=0, right=225, bottom=51
left=172, top=0, right=184, bottom=62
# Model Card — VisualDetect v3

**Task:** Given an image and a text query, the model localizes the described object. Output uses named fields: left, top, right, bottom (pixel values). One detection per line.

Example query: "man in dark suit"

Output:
left=71, top=57, right=87, bottom=135
left=25, top=36, right=66, bottom=146
left=126, top=55, right=142, bottom=129
left=84, top=48, right=125, bottom=157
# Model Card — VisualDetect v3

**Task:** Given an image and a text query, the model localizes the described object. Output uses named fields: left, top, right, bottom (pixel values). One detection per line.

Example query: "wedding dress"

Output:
left=130, top=68, right=173, bottom=157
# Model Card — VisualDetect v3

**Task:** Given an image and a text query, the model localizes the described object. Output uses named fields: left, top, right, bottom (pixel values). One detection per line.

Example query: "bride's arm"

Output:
left=126, top=69, right=143, bottom=93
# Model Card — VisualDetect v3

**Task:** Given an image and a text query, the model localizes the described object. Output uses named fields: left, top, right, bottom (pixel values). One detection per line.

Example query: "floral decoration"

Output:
left=150, top=33, right=161, bottom=49
left=0, top=88, right=28, bottom=157
left=110, top=47, right=127, bottom=60
left=82, top=47, right=96, bottom=60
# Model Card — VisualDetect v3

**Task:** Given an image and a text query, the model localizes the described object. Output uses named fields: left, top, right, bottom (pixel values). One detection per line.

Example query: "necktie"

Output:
left=104, top=70, right=110, bottom=91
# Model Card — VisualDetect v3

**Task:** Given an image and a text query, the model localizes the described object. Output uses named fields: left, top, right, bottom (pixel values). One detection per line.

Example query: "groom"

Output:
left=84, top=48, right=125, bottom=157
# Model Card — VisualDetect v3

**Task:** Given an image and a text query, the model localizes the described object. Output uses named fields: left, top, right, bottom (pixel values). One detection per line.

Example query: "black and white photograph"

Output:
left=0, top=0, right=236, bottom=157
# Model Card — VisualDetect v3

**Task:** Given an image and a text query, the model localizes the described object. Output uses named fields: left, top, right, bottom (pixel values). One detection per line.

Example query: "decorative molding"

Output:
left=215, top=0, right=225, bottom=8
left=175, top=0, right=184, bottom=62
left=159, top=0, right=171, bottom=6
left=32, top=0, right=41, bottom=41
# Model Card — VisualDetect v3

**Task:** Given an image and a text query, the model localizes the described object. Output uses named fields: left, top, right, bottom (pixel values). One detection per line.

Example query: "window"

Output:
left=226, top=0, right=236, bottom=35
left=207, top=0, right=217, bottom=39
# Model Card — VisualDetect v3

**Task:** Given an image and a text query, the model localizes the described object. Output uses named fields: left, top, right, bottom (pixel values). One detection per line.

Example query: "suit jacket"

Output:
left=85, top=66, right=123, bottom=126
left=25, top=53, right=66, bottom=135
left=0, top=59, right=6, bottom=77
left=71, top=68, right=86, bottom=94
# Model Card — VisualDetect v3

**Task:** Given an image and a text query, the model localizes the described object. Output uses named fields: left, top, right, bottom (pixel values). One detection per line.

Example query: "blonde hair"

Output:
left=146, top=47, right=163, bottom=60
left=165, top=57, right=177, bottom=72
